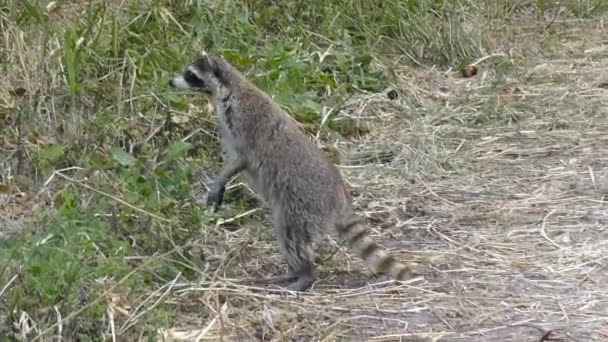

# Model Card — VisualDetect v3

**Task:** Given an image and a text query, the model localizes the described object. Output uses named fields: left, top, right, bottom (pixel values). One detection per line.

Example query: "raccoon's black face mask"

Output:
left=169, top=55, right=225, bottom=96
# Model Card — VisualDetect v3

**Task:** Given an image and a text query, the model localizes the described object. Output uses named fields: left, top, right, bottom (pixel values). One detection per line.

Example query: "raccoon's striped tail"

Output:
left=335, top=217, right=410, bottom=281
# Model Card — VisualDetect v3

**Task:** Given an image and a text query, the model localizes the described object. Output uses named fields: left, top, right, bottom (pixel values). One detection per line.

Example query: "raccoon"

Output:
left=169, top=53, right=411, bottom=291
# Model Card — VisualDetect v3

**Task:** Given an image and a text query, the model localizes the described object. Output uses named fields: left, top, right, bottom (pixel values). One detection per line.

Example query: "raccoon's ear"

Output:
left=200, top=55, right=224, bottom=81
left=200, top=54, right=215, bottom=71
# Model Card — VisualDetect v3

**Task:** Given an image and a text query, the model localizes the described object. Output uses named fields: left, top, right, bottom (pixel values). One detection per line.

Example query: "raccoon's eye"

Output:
left=184, top=69, right=204, bottom=87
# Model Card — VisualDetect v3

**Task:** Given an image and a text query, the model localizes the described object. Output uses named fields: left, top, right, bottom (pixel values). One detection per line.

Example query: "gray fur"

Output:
left=169, top=54, right=409, bottom=291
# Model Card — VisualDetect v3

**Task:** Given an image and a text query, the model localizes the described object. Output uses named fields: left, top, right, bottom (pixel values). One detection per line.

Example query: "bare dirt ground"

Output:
left=157, top=20, right=608, bottom=341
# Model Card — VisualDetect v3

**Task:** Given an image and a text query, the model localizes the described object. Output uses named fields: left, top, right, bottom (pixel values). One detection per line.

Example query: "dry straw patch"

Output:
left=154, top=20, right=608, bottom=342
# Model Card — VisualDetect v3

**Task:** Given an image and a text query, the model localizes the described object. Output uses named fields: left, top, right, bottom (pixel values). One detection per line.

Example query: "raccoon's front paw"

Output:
left=206, top=183, right=225, bottom=212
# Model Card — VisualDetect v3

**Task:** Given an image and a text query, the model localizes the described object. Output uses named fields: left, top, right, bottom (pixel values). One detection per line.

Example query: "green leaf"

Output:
left=110, top=148, right=136, bottom=167
left=164, top=141, right=192, bottom=162
left=39, top=144, right=64, bottom=162
left=303, top=99, right=320, bottom=113
left=14, top=174, right=35, bottom=190
left=63, top=27, right=80, bottom=95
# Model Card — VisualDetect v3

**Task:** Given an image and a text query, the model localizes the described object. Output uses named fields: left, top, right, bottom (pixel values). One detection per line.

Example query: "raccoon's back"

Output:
left=252, top=122, right=348, bottom=218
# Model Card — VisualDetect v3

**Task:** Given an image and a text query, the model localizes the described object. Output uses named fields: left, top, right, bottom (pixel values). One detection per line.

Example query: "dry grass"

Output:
left=2, top=3, right=608, bottom=341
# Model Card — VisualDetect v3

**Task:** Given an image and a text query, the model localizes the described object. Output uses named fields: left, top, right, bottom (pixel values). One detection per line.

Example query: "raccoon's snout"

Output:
left=168, top=77, right=192, bottom=90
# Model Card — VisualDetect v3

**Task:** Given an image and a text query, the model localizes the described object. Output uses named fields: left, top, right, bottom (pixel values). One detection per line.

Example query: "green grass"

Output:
left=0, top=0, right=606, bottom=339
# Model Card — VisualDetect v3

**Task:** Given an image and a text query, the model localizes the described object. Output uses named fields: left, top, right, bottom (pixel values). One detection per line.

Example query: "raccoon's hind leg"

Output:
left=275, top=221, right=316, bottom=292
